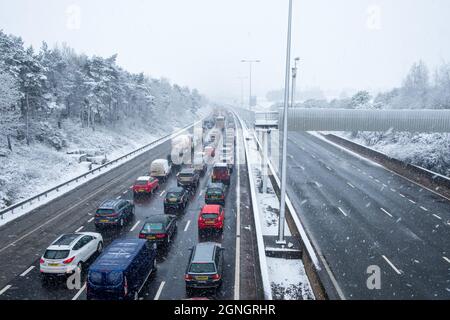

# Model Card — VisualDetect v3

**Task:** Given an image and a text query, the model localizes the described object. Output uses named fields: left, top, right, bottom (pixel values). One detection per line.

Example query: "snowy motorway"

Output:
left=0, top=119, right=263, bottom=300
left=285, top=131, right=450, bottom=299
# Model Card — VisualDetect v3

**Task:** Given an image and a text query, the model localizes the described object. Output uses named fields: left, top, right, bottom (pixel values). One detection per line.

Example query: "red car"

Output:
left=133, top=176, right=159, bottom=195
left=198, top=204, right=225, bottom=232
left=212, top=163, right=230, bottom=185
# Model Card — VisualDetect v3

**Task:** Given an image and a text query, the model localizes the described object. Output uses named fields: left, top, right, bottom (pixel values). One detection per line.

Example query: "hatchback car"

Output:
left=212, top=163, right=231, bottom=185
left=132, top=176, right=159, bottom=196
left=164, top=187, right=189, bottom=213
left=138, top=214, right=177, bottom=249
left=198, top=204, right=225, bottom=233
left=40, top=232, right=103, bottom=282
left=94, top=199, right=134, bottom=229
left=205, top=183, right=226, bottom=206
left=185, top=242, right=224, bottom=292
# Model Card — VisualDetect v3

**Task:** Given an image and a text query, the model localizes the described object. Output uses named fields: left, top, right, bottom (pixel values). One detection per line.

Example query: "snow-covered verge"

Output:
left=0, top=106, right=210, bottom=211
left=243, top=120, right=314, bottom=300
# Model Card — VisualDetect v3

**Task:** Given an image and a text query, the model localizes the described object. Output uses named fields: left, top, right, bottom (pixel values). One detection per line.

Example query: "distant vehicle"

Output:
left=94, top=199, right=134, bottom=229
left=209, top=129, right=220, bottom=144
left=215, top=116, right=225, bottom=131
left=177, top=168, right=200, bottom=190
left=171, top=134, right=193, bottom=170
left=204, top=145, right=215, bottom=158
left=219, top=153, right=234, bottom=173
left=164, top=187, right=189, bottom=213
left=139, top=214, right=177, bottom=249
left=212, top=163, right=231, bottom=185
left=198, top=204, right=225, bottom=233
left=205, top=183, right=226, bottom=206
left=193, top=152, right=207, bottom=176
left=86, top=239, right=157, bottom=300
left=132, top=176, right=159, bottom=195
left=40, top=232, right=103, bottom=283
left=150, top=159, right=171, bottom=182
left=185, top=242, right=224, bottom=293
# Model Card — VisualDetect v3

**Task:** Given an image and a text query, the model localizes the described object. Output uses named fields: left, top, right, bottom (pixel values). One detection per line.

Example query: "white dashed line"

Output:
left=88, top=217, right=94, bottom=223
left=443, top=256, right=450, bottom=264
left=0, top=285, right=12, bottom=296
left=382, top=255, right=402, bottom=275
left=75, top=226, right=84, bottom=233
left=419, top=206, right=428, bottom=212
left=346, top=182, right=355, bottom=189
left=408, top=199, right=416, bottom=204
left=130, top=220, right=141, bottom=232
left=432, top=214, right=442, bottom=220
left=184, top=220, right=191, bottom=232
left=399, top=193, right=406, bottom=198
left=390, top=188, right=396, bottom=192
left=123, top=190, right=127, bottom=195
left=20, top=266, right=35, bottom=277
left=369, top=176, right=374, bottom=179
left=311, top=155, right=317, bottom=159
left=375, top=179, right=380, bottom=183
left=160, top=190, right=166, bottom=197
left=380, top=208, right=393, bottom=218
left=154, top=281, right=166, bottom=300
left=71, top=283, right=86, bottom=300
left=338, top=207, right=348, bottom=217
left=326, top=166, right=332, bottom=171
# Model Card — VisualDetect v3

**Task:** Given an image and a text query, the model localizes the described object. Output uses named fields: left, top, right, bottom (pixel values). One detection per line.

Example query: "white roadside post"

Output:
left=262, top=130, right=269, bottom=194
left=277, top=0, right=293, bottom=245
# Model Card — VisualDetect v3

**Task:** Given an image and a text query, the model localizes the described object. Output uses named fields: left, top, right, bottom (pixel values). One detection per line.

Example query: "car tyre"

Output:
left=97, top=241, right=103, bottom=254
left=119, top=218, right=124, bottom=228
left=152, top=259, right=157, bottom=273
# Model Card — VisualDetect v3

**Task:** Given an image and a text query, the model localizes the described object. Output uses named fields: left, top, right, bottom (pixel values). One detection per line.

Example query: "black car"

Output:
left=185, top=242, right=224, bottom=293
left=164, top=187, right=189, bottom=213
left=205, top=182, right=226, bottom=206
left=138, top=215, right=177, bottom=249
left=177, top=168, right=200, bottom=190
left=94, top=199, right=134, bottom=229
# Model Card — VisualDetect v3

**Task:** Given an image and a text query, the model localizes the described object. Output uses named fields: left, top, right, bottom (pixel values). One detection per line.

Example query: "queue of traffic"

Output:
left=37, top=113, right=237, bottom=299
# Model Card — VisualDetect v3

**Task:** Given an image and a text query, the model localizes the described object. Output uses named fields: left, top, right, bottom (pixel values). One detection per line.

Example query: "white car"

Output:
left=40, top=232, right=103, bottom=280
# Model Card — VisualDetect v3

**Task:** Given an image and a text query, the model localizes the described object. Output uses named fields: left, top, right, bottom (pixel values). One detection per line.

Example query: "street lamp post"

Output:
left=277, top=0, right=293, bottom=245
left=237, top=76, right=248, bottom=109
left=241, top=59, right=260, bottom=111
left=290, top=57, right=300, bottom=108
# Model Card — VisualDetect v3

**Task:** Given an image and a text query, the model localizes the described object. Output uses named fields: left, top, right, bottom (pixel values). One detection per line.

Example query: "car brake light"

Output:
left=156, top=234, right=166, bottom=239
left=139, top=233, right=146, bottom=239
left=212, top=274, right=221, bottom=280
left=124, top=276, right=128, bottom=296
left=63, top=256, right=75, bottom=264
left=39, top=258, right=45, bottom=264
left=185, top=274, right=193, bottom=280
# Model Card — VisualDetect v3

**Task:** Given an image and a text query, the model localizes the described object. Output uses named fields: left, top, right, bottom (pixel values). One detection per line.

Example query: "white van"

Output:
left=150, top=159, right=171, bottom=182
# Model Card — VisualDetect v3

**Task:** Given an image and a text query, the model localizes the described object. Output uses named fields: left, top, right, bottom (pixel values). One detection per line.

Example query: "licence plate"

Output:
left=205, top=221, right=215, bottom=224
left=100, top=219, right=109, bottom=223
left=169, top=198, right=177, bottom=202
left=147, top=236, right=156, bottom=240
left=48, top=263, right=60, bottom=267
left=195, top=276, right=208, bottom=281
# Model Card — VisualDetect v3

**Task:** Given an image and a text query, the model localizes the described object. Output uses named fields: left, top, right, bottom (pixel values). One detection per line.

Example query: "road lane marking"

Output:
left=443, top=256, right=450, bottom=264
left=160, top=190, right=166, bottom=197
left=72, top=283, right=86, bottom=300
left=20, top=266, right=35, bottom=277
left=338, top=207, right=348, bottom=217
left=382, top=255, right=402, bottom=275
left=408, top=199, right=416, bottom=204
left=154, top=281, right=166, bottom=300
left=420, top=206, right=428, bottom=212
left=130, top=220, right=141, bottom=232
left=75, top=226, right=84, bottom=233
left=433, top=214, right=442, bottom=220
left=0, top=285, right=11, bottom=296
left=88, top=217, right=94, bottom=223
left=375, top=179, right=380, bottom=183
left=380, top=208, right=393, bottom=218
left=399, top=193, right=405, bottom=198
left=369, top=176, right=374, bottom=179
left=311, top=155, right=317, bottom=159
left=326, top=166, right=332, bottom=171
left=234, top=120, right=241, bottom=301
left=184, top=220, right=191, bottom=232
left=346, top=182, right=355, bottom=189
left=123, top=190, right=127, bottom=195
left=390, top=188, right=396, bottom=192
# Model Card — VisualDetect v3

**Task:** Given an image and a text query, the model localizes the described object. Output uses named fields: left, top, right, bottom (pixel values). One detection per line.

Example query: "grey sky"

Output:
left=1, top=0, right=449, bottom=101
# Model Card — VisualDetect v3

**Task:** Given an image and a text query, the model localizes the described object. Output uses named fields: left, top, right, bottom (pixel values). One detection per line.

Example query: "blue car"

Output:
left=86, top=238, right=157, bottom=300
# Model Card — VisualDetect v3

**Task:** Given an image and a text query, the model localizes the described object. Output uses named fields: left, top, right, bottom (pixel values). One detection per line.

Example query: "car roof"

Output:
left=136, top=176, right=150, bottom=181
left=214, top=163, right=228, bottom=168
left=49, top=233, right=83, bottom=248
left=89, top=239, right=147, bottom=272
left=152, top=159, right=168, bottom=165
left=144, top=215, right=169, bottom=223
left=192, top=242, right=220, bottom=263
left=99, top=199, right=124, bottom=209
left=167, top=186, right=184, bottom=193
left=201, top=204, right=221, bottom=213
left=207, top=182, right=224, bottom=189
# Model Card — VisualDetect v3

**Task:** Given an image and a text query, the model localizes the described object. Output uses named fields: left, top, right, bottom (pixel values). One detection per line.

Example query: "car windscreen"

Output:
left=96, top=209, right=115, bottom=215
left=206, top=188, right=223, bottom=196
left=201, top=213, right=218, bottom=219
left=142, top=222, right=164, bottom=233
left=189, top=262, right=216, bottom=273
left=179, top=172, right=193, bottom=177
left=166, top=192, right=180, bottom=199
left=44, top=250, right=70, bottom=259
left=135, top=180, right=148, bottom=185
left=89, top=271, right=123, bottom=286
